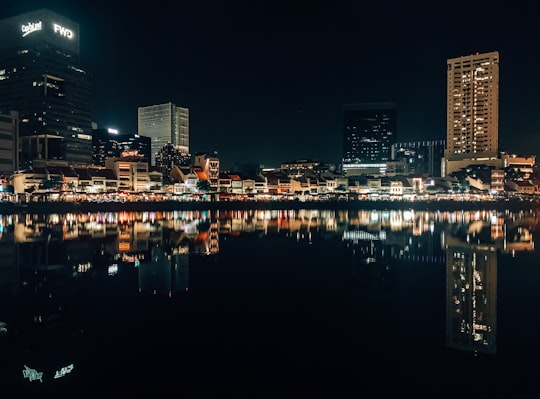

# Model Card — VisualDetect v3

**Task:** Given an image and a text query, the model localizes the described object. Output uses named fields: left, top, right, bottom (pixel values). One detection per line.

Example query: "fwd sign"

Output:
left=53, top=23, right=73, bottom=39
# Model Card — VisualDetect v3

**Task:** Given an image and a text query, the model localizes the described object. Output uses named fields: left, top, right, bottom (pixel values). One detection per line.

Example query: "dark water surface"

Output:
left=1, top=208, right=539, bottom=397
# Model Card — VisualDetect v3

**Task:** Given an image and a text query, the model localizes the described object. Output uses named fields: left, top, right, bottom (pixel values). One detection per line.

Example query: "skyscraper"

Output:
left=0, top=9, right=93, bottom=169
left=443, top=51, right=500, bottom=176
left=137, top=102, right=189, bottom=166
left=342, top=103, right=397, bottom=176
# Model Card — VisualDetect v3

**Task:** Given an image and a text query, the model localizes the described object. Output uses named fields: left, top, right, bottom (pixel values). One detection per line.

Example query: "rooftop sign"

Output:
left=21, top=21, right=42, bottom=37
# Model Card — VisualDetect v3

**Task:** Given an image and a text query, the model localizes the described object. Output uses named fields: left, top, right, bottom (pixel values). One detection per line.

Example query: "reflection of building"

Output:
left=138, top=246, right=189, bottom=296
left=443, top=220, right=499, bottom=354
left=193, top=221, right=219, bottom=255
left=0, top=239, right=17, bottom=294
left=342, top=236, right=395, bottom=289
left=446, top=247, right=497, bottom=354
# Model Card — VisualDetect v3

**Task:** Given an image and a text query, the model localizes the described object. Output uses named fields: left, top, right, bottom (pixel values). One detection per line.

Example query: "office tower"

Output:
left=342, top=103, right=397, bottom=176
left=0, top=9, right=92, bottom=169
left=137, top=102, right=189, bottom=166
left=92, top=127, right=151, bottom=166
left=444, top=51, right=500, bottom=176
left=0, top=110, right=18, bottom=175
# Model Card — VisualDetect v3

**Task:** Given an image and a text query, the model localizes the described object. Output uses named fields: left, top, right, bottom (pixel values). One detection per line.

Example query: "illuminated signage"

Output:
left=21, top=21, right=42, bottom=37
left=53, top=23, right=73, bottom=39
left=121, top=149, right=142, bottom=158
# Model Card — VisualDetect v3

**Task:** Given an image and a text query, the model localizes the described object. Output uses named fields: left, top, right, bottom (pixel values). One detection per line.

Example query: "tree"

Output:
left=66, top=181, right=76, bottom=192
left=2, top=184, right=14, bottom=193
left=196, top=180, right=212, bottom=192
left=39, top=176, right=63, bottom=191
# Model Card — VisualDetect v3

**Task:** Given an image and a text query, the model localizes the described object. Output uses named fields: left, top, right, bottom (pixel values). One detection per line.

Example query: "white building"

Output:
left=137, top=102, right=189, bottom=166
left=444, top=51, right=500, bottom=176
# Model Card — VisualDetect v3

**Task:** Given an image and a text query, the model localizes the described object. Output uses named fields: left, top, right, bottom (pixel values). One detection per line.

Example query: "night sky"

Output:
left=2, top=1, right=540, bottom=170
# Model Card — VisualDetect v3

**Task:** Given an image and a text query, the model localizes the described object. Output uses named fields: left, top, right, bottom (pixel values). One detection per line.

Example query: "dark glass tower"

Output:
left=0, top=9, right=92, bottom=169
left=342, top=103, right=397, bottom=174
left=92, top=128, right=151, bottom=166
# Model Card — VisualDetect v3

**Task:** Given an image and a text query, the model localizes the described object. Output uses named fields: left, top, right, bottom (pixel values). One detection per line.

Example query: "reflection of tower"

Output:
left=342, top=233, right=394, bottom=289
left=446, top=247, right=497, bottom=354
left=193, top=221, right=219, bottom=255
left=172, top=254, right=189, bottom=293
left=0, top=239, right=17, bottom=295
left=139, top=246, right=170, bottom=296
left=138, top=245, right=189, bottom=296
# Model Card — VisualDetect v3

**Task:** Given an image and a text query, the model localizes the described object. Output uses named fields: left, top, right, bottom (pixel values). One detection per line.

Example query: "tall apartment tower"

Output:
left=137, top=102, right=189, bottom=166
left=443, top=51, right=500, bottom=176
left=342, top=103, right=397, bottom=176
left=0, top=9, right=93, bottom=169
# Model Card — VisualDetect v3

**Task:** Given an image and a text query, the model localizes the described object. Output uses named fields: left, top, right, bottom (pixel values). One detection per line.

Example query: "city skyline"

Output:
left=2, top=1, right=540, bottom=170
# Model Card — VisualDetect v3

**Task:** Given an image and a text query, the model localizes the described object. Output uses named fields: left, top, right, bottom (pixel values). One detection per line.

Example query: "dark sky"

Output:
left=3, top=1, right=540, bottom=170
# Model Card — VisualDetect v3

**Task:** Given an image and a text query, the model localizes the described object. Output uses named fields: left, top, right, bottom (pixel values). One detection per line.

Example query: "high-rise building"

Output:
left=443, top=51, right=500, bottom=176
left=0, top=9, right=93, bottom=169
left=137, top=102, right=189, bottom=166
left=342, top=103, right=397, bottom=176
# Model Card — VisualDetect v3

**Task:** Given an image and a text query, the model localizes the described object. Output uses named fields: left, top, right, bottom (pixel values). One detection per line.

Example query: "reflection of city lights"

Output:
left=108, top=264, right=118, bottom=276
left=77, top=262, right=92, bottom=273
left=403, top=210, right=413, bottom=221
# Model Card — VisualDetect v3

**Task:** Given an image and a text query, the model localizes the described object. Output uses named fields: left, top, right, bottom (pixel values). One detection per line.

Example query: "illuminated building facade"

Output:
left=194, top=152, right=220, bottom=190
left=137, top=102, right=189, bottom=166
left=444, top=51, right=499, bottom=176
left=155, top=143, right=191, bottom=182
left=342, top=103, right=397, bottom=176
left=92, top=128, right=151, bottom=167
left=391, top=140, right=446, bottom=177
left=0, top=9, right=92, bottom=169
left=0, top=110, right=18, bottom=175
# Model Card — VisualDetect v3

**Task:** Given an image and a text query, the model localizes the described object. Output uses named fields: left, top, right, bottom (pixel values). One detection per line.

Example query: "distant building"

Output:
left=443, top=52, right=500, bottom=176
left=155, top=143, right=191, bottom=182
left=342, top=103, right=397, bottom=176
left=92, top=128, right=151, bottom=166
left=137, top=102, right=189, bottom=166
left=392, top=140, right=446, bottom=177
left=194, top=152, right=219, bottom=190
left=0, top=9, right=93, bottom=168
left=105, top=156, right=150, bottom=192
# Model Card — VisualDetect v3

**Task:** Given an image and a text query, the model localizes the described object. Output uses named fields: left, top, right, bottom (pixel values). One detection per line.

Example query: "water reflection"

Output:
left=0, top=208, right=538, bottom=391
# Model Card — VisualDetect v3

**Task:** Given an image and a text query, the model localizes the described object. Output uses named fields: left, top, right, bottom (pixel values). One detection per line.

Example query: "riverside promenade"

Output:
left=1, top=197, right=539, bottom=214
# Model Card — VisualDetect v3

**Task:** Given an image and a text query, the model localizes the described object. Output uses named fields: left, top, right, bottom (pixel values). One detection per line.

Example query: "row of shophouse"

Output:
left=2, top=154, right=540, bottom=201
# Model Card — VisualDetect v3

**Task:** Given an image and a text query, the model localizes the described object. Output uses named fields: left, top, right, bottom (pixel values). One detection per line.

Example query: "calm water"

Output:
left=1, top=208, right=540, bottom=396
